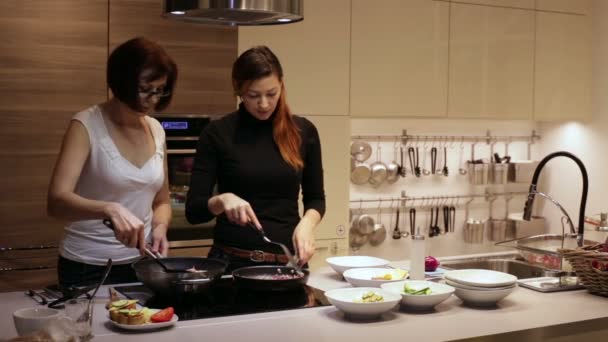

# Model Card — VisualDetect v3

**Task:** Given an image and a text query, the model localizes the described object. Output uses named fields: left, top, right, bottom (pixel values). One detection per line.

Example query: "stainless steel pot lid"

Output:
left=350, top=141, right=372, bottom=162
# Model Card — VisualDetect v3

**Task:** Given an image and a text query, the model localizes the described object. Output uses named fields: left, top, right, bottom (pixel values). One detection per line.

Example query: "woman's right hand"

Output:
left=104, top=203, right=145, bottom=253
left=213, top=193, right=261, bottom=229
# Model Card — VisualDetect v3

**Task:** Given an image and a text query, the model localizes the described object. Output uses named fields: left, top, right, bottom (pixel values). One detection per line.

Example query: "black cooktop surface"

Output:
left=113, top=277, right=330, bottom=321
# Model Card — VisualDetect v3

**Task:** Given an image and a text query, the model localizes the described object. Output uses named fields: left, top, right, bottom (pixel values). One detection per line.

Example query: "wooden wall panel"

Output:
left=109, top=0, right=238, bottom=115
left=0, top=0, right=108, bottom=291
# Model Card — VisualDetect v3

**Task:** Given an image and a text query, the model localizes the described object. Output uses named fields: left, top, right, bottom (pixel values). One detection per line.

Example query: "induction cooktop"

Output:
left=112, top=276, right=330, bottom=321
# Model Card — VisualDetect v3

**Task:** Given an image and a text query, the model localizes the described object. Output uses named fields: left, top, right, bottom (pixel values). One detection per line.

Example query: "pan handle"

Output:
left=174, top=278, right=212, bottom=284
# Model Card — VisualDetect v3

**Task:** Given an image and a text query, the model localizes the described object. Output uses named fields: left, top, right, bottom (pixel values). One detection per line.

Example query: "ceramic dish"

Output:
left=324, top=287, right=400, bottom=319
left=381, top=280, right=454, bottom=310
left=444, top=269, right=517, bottom=288
left=326, top=256, right=390, bottom=275
left=109, top=312, right=178, bottom=331
left=452, top=284, right=517, bottom=306
left=343, top=267, right=409, bottom=287
left=445, top=279, right=516, bottom=291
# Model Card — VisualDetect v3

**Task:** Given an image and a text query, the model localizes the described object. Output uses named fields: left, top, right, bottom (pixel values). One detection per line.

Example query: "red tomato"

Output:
left=151, top=307, right=174, bottom=323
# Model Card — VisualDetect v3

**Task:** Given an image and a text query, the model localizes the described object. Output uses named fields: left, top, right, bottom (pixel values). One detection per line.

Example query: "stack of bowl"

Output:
left=444, top=269, right=518, bottom=306
left=326, top=256, right=390, bottom=276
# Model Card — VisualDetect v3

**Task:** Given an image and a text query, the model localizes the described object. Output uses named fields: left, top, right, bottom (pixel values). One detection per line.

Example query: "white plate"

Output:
left=444, top=269, right=517, bottom=288
left=324, top=287, right=400, bottom=319
left=381, top=280, right=454, bottom=310
left=343, top=268, right=409, bottom=287
left=326, top=256, right=390, bottom=275
left=109, top=313, right=178, bottom=331
left=445, top=279, right=516, bottom=291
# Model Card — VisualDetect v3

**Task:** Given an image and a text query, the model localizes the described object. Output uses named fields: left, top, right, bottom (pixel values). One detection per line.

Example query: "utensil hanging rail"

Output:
left=352, top=130, right=541, bottom=145
left=350, top=191, right=528, bottom=207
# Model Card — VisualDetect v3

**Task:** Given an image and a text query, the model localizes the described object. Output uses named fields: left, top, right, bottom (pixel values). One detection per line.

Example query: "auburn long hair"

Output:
left=232, top=46, right=303, bottom=171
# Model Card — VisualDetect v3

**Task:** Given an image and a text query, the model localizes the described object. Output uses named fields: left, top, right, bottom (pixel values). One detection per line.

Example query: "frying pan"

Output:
left=132, top=257, right=227, bottom=295
left=101, top=219, right=227, bottom=295
left=232, top=265, right=310, bottom=291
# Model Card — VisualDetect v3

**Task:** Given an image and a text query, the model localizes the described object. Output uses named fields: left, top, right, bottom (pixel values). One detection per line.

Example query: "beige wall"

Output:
left=535, top=0, right=608, bottom=243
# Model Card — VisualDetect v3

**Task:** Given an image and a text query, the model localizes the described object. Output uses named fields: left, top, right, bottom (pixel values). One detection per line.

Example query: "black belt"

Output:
left=215, top=243, right=289, bottom=263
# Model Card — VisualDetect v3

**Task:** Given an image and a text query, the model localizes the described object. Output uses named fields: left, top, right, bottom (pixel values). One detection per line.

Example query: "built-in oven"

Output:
left=155, top=115, right=215, bottom=252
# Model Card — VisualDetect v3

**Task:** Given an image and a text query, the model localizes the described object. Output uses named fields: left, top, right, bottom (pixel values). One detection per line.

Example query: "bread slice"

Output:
left=111, top=308, right=146, bottom=325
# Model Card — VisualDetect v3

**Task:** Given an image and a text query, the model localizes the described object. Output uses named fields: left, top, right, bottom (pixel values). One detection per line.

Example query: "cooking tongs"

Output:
left=248, top=222, right=303, bottom=274
left=47, top=259, right=112, bottom=309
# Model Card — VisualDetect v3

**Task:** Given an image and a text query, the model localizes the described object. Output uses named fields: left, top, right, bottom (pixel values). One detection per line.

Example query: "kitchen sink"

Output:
left=441, top=258, right=561, bottom=279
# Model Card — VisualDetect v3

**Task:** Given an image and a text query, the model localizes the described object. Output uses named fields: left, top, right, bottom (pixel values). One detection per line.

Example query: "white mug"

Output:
left=13, top=307, right=62, bottom=336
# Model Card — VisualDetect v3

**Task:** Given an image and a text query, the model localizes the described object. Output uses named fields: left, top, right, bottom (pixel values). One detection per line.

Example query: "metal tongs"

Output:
left=47, top=259, right=112, bottom=309
left=248, top=222, right=303, bottom=274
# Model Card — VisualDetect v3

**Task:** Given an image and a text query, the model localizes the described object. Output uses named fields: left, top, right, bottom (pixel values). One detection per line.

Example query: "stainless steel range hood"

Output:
left=163, top=0, right=303, bottom=26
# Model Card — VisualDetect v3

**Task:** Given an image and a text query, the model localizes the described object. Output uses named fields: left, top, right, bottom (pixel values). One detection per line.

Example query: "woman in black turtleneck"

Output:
left=185, top=46, right=325, bottom=272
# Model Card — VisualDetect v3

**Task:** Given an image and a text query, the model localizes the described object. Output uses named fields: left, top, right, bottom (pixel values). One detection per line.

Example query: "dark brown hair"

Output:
left=107, top=37, right=178, bottom=112
left=232, top=46, right=303, bottom=171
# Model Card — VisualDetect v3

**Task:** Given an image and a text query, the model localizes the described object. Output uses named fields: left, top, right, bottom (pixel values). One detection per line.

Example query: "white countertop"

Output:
left=2, top=254, right=608, bottom=341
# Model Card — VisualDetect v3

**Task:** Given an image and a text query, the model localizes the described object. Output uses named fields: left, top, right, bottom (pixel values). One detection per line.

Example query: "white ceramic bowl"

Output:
left=381, top=280, right=455, bottom=310
left=445, top=279, right=516, bottom=291
left=343, top=267, right=409, bottom=287
left=324, top=287, right=401, bottom=319
left=451, top=283, right=517, bottom=306
left=326, top=256, right=390, bottom=275
left=444, top=269, right=517, bottom=288
left=13, top=307, right=62, bottom=336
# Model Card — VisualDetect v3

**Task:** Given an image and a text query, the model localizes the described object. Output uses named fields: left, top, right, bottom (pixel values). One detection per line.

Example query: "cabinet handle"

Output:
left=1, top=266, right=55, bottom=272
left=0, top=245, right=58, bottom=252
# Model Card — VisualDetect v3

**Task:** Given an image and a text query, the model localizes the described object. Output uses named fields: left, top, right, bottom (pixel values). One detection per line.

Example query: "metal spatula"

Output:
left=248, top=222, right=302, bottom=273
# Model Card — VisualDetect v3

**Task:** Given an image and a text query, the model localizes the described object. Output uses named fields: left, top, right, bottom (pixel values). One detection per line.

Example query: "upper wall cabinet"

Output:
left=238, top=0, right=350, bottom=116
left=536, top=0, right=591, bottom=15
left=448, top=3, right=534, bottom=119
left=109, top=0, right=237, bottom=115
left=451, top=0, right=534, bottom=9
left=350, top=0, right=449, bottom=117
left=534, top=12, right=591, bottom=121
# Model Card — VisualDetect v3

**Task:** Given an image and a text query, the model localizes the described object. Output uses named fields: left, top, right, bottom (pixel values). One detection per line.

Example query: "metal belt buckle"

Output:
left=250, top=250, right=265, bottom=262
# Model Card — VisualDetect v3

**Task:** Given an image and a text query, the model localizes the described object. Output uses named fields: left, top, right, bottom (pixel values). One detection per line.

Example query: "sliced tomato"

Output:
left=151, top=307, right=174, bottom=323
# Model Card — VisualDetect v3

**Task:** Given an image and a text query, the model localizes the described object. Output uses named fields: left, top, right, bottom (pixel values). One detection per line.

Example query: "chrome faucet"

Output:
left=522, top=151, right=588, bottom=247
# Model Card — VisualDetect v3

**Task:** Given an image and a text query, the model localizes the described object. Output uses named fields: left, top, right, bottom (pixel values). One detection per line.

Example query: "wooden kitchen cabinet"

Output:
left=448, top=2, right=535, bottom=119
left=536, top=0, right=591, bottom=15
left=301, top=116, right=349, bottom=241
left=534, top=12, right=591, bottom=121
left=0, top=0, right=108, bottom=291
left=109, top=0, right=237, bottom=115
left=350, top=0, right=449, bottom=118
left=238, top=0, right=350, bottom=116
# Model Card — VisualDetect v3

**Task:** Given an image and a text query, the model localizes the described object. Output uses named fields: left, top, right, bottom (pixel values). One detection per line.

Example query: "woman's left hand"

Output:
left=150, top=223, right=170, bottom=257
left=293, top=220, right=316, bottom=265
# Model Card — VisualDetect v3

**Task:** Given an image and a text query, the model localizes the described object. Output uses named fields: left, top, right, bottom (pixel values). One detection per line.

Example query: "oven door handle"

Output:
left=167, top=149, right=196, bottom=155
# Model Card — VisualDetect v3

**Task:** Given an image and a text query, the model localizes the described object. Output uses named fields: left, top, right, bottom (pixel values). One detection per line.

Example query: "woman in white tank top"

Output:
left=47, top=37, right=177, bottom=287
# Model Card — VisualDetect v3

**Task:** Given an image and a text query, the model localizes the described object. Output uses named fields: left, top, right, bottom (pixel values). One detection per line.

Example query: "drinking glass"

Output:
left=64, top=298, right=93, bottom=341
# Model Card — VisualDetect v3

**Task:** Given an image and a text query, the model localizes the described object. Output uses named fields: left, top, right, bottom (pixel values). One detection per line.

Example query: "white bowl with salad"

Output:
left=381, top=280, right=455, bottom=310
left=324, top=287, right=401, bottom=319
left=343, top=267, right=409, bottom=288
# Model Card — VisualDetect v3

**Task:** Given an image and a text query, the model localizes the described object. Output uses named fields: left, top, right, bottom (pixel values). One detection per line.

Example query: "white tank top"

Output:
left=60, top=105, right=165, bottom=265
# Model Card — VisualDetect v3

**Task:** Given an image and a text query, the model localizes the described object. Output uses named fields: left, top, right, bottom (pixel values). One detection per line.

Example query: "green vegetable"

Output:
left=353, top=291, right=384, bottom=303
left=404, top=283, right=432, bottom=295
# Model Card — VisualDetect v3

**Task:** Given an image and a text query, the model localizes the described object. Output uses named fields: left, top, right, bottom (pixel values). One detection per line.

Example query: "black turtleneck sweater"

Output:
left=185, top=105, right=325, bottom=252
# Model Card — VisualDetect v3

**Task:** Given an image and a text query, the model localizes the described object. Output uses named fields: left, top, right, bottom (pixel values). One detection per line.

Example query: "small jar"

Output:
left=410, top=234, right=426, bottom=280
